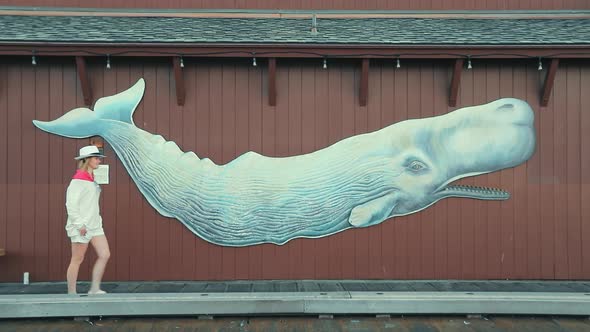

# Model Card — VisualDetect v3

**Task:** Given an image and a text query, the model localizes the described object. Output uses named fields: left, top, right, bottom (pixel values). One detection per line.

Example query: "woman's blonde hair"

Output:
left=77, top=158, right=92, bottom=172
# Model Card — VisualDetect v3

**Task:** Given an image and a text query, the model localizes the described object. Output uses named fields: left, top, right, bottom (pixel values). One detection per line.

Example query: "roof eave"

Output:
left=0, top=42, right=589, bottom=59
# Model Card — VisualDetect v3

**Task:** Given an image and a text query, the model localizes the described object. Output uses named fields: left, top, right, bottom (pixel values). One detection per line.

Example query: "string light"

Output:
left=12, top=49, right=582, bottom=72
left=11, top=48, right=590, bottom=59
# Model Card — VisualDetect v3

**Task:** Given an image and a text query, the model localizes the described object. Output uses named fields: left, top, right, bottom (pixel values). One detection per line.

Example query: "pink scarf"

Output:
left=72, top=169, right=94, bottom=182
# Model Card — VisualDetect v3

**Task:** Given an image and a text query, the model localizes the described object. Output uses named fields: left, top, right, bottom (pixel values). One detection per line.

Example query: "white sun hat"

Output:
left=74, top=145, right=106, bottom=160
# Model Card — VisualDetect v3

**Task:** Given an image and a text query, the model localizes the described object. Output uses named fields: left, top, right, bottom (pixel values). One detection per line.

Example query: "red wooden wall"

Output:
left=0, top=0, right=588, bottom=10
left=0, top=57, right=589, bottom=282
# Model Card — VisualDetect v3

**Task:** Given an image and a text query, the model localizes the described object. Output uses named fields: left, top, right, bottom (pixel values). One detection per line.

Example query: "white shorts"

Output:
left=69, top=227, right=105, bottom=244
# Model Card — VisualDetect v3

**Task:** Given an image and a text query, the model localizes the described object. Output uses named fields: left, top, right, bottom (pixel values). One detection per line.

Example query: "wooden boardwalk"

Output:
left=2, top=279, right=590, bottom=295
left=2, top=280, right=590, bottom=319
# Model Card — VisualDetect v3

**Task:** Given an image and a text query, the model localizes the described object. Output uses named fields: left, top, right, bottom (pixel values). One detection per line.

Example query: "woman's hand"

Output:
left=79, top=226, right=87, bottom=236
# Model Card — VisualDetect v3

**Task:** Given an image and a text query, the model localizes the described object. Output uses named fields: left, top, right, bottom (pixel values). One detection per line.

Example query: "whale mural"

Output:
left=33, top=79, right=536, bottom=247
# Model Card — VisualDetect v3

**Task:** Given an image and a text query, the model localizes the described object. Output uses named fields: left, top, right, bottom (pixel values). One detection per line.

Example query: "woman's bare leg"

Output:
left=66, top=243, right=88, bottom=294
left=89, top=235, right=110, bottom=293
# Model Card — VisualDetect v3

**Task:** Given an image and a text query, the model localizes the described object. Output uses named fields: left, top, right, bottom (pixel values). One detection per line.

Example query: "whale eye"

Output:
left=408, top=160, right=427, bottom=172
left=497, top=103, right=514, bottom=112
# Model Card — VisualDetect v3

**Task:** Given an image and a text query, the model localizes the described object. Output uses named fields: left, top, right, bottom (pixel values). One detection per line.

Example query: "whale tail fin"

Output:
left=93, top=78, right=144, bottom=125
left=32, top=78, right=145, bottom=138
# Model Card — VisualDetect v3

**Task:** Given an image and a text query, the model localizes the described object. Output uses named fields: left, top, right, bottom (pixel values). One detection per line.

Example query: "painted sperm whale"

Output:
left=33, top=79, right=536, bottom=246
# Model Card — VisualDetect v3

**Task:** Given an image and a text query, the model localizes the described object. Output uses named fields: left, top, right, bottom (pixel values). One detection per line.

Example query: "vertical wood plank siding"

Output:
left=0, top=57, right=588, bottom=281
left=1, top=0, right=588, bottom=10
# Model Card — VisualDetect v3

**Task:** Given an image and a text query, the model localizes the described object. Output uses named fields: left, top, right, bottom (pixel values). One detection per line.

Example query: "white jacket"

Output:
left=65, top=179, right=103, bottom=237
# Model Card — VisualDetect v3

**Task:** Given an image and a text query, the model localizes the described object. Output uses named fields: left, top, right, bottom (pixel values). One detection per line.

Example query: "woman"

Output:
left=65, top=145, right=110, bottom=295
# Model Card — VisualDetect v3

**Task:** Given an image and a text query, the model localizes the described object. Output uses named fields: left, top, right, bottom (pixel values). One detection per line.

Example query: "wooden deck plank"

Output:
left=383, top=282, right=415, bottom=292
left=407, top=282, right=439, bottom=292
left=203, top=282, right=228, bottom=293
left=364, top=282, right=394, bottom=292
left=299, top=281, right=321, bottom=292
left=134, top=282, right=186, bottom=293
left=251, top=282, right=275, bottom=292
left=1, top=280, right=590, bottom=295
left=318, top=283, right=345, bottom=292
left=226, top=283, right=252, bottom=292
left=179, top=282, right=208, bottom=293
left=108, top=282, right=143, bottom=293
left=340, top=282, right=368, bottom=292
left=277, top=282, right=298, bottom=292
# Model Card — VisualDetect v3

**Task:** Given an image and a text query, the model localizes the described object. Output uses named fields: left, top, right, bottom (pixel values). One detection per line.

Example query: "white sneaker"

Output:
left=88, top=289, right=107, bottom=295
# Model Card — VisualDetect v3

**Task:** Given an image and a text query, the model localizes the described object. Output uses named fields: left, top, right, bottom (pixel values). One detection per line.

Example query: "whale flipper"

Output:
left=94, top=78, right=145, bottom=125
left=348, top=193, right=397, bottom=227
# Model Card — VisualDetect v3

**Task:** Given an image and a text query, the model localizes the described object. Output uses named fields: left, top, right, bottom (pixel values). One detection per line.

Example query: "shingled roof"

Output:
left=0, top=15, right=589, bottom=45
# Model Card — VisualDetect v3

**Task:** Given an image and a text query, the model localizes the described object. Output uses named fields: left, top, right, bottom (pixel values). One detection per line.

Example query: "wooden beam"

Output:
left=359, top=58, right=369, bottom=106
left=3, top=46, right=587, bottom=59
left=172, top=56, right=185, bottom=106
left=89, top=137, right=103, bottom=149
left=448, top=59, right=464, bottom=107
left=541, top=58, right=559, bottom=107
left=0, top=42, right=590, bottom=60
left=1, top=9, right=579, bottom=19
left=268, top=58, right=276, bottom=106
left=75, top=56, right=93, bottom=106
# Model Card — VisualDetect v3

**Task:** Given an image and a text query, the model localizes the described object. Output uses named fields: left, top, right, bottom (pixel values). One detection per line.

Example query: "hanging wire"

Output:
left=10, top=49, right=590, bottom=70
left=8, top=48, right=590, bottom=58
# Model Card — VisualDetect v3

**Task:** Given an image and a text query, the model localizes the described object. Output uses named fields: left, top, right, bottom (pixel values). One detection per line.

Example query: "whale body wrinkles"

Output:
left=32, top=79, right=536, bottom=247
left=102, top=119, right=400, bottom=246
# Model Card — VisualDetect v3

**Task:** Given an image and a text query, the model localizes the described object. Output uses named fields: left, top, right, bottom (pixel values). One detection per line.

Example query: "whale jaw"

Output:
left=432, top=171, right=510, bottom=201
left=435, top=183, right=510, bottom=200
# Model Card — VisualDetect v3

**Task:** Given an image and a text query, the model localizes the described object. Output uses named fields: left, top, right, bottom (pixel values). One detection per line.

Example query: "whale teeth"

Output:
left=443, top=184, right=509, bottom=198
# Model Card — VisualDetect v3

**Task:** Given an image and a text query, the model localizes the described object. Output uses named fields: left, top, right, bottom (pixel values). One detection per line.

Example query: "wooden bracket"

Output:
left=89, top=137, right=103, bottom=148
left=268, top=58, right=276, bottom=106
left=359, top=58, right=369, bottom=106
left=75, top=56, right=93, bottom=106
left=448, top=59, right=464, bottom=107
left=89, top=137, right=104, bottom=154
left=172, top=56, right=185, bottom=106
left=541, top=58, right=559, bottom=107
